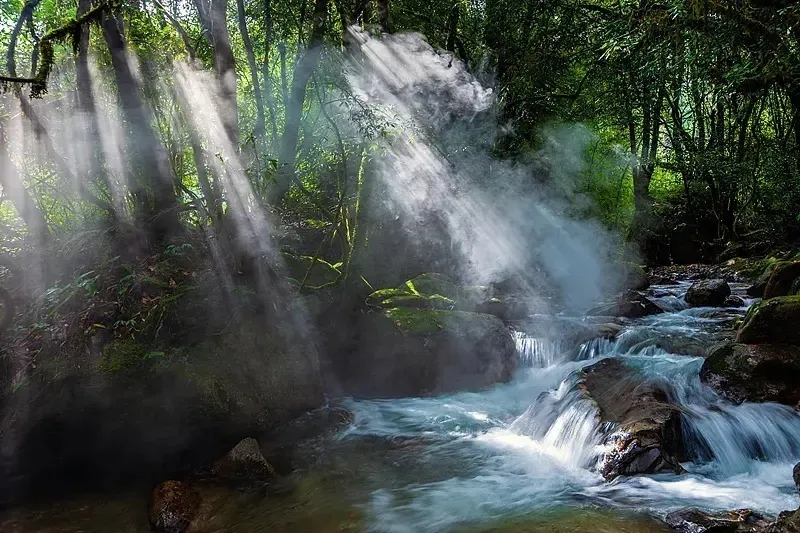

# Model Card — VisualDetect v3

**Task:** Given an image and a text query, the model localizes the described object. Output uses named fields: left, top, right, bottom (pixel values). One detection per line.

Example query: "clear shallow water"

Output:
left=3, top=282, right=799, bottom=532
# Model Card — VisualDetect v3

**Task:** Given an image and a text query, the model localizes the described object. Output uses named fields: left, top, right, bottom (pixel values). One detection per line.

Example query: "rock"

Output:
left=685, top=279, right=732, bottom=307
left=149, top=480, right=201, bottom=533
left=212, top=438, right=276, bottom=481
left=793, top=463, right=800, bottom=495
left=747, top=283, right=766, bottom=298
left=339, top=308, right=516, bottom=398
left=366, top=273, right=534, bottom=320
left=581, top=358, right=684, bottom=480
left=764, top=262, right=800, bottom=299
left=738, top=296, right=800, bottom=345
left=651, top=275, right=678, bottom=285
left=665, top=508, right=768, bottom=533
left=700, top=343, right=800, bottom=405
left=724, top=295, right=746, bottom=307
left=622, top=262, right=650, bottom=291
left=586, top=290, right=665, bottom=318
left=791, top=279, right=800, bottom=296
left=768, top=510, right=800, bottom=533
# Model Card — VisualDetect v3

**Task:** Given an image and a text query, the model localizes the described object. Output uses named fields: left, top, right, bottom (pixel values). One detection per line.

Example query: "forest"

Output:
left=1, top=1, right=800, bottom=532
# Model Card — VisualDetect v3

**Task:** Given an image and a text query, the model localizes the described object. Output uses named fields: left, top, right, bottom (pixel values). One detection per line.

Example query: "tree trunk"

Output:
left=102, top=11, right=180, bottom=240
left=446, top=2, right=460, bottom=52
left=0, top=124, right=49, bottom=246
left=377, top=0, right=390, bottom=32
left=195, top=0, right=238, bottom=146
left=267, top=0, right=329, bottom=206
left=237, top=0, right=266, bottom=148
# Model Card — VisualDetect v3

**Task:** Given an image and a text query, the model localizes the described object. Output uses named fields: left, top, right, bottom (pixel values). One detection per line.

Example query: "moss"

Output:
left=738, top=295, right=800, bottom=344
left=383, top=307, right=444, bottom=334
left=705, top=342, right=736, bottom=375
left=282, top=253, right=341, bottom=288
left=98, top=340, right=148, bottom=374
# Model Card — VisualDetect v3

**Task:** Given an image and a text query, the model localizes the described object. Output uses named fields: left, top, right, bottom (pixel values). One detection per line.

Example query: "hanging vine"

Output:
left=0, top=0, right=117, bottom=98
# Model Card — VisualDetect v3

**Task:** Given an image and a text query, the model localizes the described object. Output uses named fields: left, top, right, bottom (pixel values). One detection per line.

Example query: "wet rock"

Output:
left=724, top=295, right=746, bottom=307
left=737, top=296, right=800, bottom=345
left=149, top=480, right=201, bottom=533
left=685, top=279, right=732, bottom=307
left=516, top=315, right=624, bottom=349
left=581, top=358, right=684, bottom=480
left=747, top=282, right=766, bottom=298
left=212, top=438, right=276, bottom=481
left=340, top=308, right=517, bottom=398
left=586, top=291, right=665, bottom=318
left=793, top=463, right=800, bottom=494
left=665, top=508, right=768, bottom=533
left=700, top=343, right=800, bottom=406
left=768, top=510, right=800, bottom=533
left=623, top=262, right=650, bottom=291
left=764, top=261, right=800, bottom=299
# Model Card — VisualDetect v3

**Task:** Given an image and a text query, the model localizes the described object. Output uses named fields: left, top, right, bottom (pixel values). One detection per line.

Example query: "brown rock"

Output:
left=149, top=480, right=201, bottom=533
left=581, top=358, right=684, bottom=480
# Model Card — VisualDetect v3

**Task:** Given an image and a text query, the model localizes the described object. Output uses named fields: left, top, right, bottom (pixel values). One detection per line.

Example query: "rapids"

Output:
left=3, top=280, right=799, bottom=532
left=339, top=281, right=800, bottom=531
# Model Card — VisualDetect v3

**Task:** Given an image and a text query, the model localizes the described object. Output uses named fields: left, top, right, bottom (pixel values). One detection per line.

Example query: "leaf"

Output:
left=145, top=351, right=165, bottom=359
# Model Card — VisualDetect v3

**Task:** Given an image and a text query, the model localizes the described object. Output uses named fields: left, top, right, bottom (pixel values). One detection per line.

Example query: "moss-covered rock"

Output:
left=339, top=308, right=516, bottom=398
left=700, top=342, right=800, bottom=405
left=623, top=262, right=649, bottom=291
left=367, top=273, right=533, bottom=321
left=98, top=340, right=148, bottom=374
left=764, top=261, right=800, bottom=299
left=738, top=296, right=800, bottom=345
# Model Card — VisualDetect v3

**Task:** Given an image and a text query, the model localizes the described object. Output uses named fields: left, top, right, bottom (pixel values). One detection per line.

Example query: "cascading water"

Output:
left=339, top=281, right=800, bottom=532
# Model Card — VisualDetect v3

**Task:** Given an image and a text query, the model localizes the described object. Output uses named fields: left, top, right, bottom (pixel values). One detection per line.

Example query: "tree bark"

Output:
left=267, top=0, right=329, bottom=206
left=194, top=0, right=238, bottom=146
left=377, top=0, right=390, bottom=32
left=0, top=123, right=49, bottom=246
left=237, top=0, right=266, bottom=147
left=102, top=10, right=180, bottom=239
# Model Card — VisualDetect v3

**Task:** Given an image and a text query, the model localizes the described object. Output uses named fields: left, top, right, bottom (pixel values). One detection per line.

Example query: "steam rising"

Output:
left=345, top=28, right=621, bottom=311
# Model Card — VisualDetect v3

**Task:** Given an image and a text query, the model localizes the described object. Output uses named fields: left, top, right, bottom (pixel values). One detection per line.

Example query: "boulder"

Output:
left=685, top=279, right=731, bottom=307
left=212, top=438, right=276, bottom=481
left=586, top=291, right=664, bottom=318
left=738, top=296, right=800, bottom=345
left=149, top=480, right=201, bottom=533
left=794, top=463, right=800, bottom=494
left=665, top=508, right=768, bottom=533
left=581, top=358, right=684, bottom=480
left=700, top=343, right=800, bottom=406
left=366, top=273, right=533, bottom=320
left=339, top=308, right=516, bottom=398
left=724, top=295, right=746, bottom=307
left=622, top=262, right=650, bottom=291
left=764, top=262, right=800, bottom=299
left=791, top=278, right=800, bottom=297
left=0, top=316, right=324, bottom=504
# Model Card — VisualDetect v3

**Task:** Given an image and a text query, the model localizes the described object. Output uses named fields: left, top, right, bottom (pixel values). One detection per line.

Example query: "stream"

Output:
left=3, top=281, right=800, bottom=532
